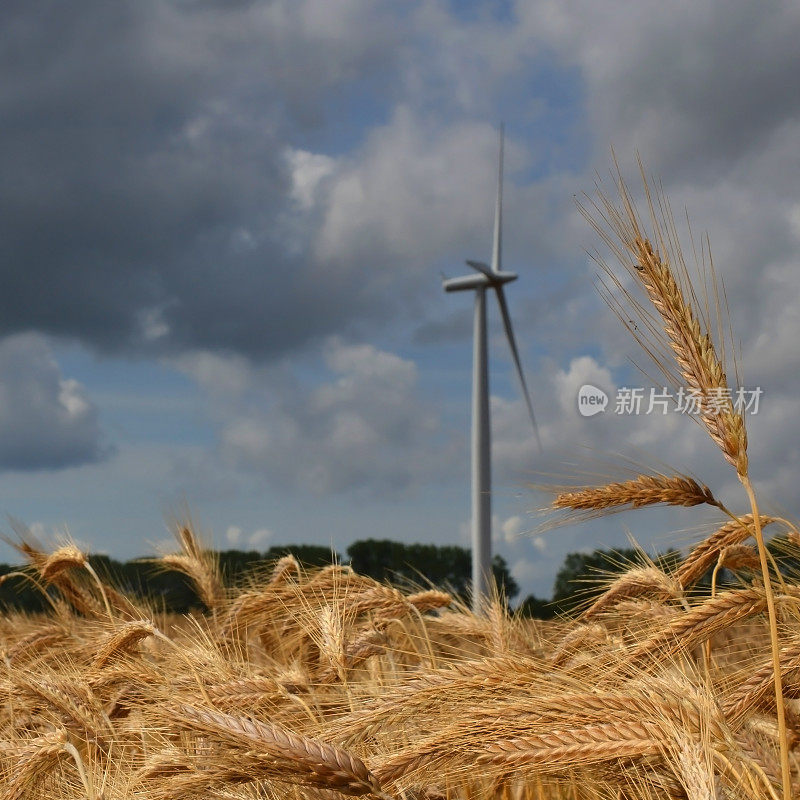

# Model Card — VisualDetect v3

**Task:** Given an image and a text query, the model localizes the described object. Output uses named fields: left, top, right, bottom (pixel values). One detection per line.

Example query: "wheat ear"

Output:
left=553, top=473, right=721, bottom=512
left=173, top=704, right=389, bottom=797
left=584, top=168, right=790, bottom=798
left=615, top=586, right=770, bottom=674
left=2, top=731, right=68, bottom=800
left=9, top=536, right=102, bottom=618
left=5, top=625, right=68, bottom=664
left=677, top=514, right=773, bottom=588
left=724, top=642, right=800, bottom=724
left=160, top=523, right=224, bottom=611
left=376, top=720, right=663, bottom=783
left=581, top=566, right=683, bottom=619
left=269, top=553, right=301, bottom=584
left=40, top=544, right=115, bottom=620
left=92, top=620, right=155, bottom=668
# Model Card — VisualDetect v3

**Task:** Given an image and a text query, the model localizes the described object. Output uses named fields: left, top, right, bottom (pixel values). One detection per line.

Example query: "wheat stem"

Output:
left=62, top=741, right=96, bottom=800
left=741, top=474, right=791, bottom=800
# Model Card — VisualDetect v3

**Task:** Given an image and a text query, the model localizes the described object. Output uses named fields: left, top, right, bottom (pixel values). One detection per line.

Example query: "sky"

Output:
left=2, top=0, right=800, bottom=599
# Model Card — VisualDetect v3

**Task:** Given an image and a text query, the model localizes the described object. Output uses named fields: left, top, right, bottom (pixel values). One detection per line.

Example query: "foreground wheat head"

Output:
left=571, top=162, right=794, bottom=799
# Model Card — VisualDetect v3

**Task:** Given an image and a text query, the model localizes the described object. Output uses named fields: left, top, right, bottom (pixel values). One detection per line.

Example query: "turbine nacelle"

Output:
left=442, top=260, right=518, bottom=293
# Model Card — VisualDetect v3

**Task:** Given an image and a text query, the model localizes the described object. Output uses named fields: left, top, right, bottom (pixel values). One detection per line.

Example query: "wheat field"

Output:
left=1, top=168, right=799, bottom=799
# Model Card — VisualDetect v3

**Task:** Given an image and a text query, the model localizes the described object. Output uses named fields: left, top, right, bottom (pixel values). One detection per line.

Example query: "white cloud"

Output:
left=168, top=351, right=253, bottom=400
left=553, top=356, right=615, bottom=418
left=225, top=525, right=242, bottom=546
left=313, top=108, right=525, bottom=269
left=57, top=380, right=91, bottom=419
left=176, top=337, right=452, bottom=498
left=0, top=335, right=106, bottom=471
left=286, top=148, right=336, bottom=210
left=510, top=556, right=539, bottom=588
left=219, top=419, right=272, bottom=463
left=501, top=515, right=524, bottom=544
left=518, top=1, right=800, bottom=174
left=137, top=307, right=170, bottom=342
left=323, top=338, right=416, bottom=386
left=223, top=525, right=273, bottom=549
left=490, top=354, right=620, bottom=480
left=248, top=528, right=273, bottom=548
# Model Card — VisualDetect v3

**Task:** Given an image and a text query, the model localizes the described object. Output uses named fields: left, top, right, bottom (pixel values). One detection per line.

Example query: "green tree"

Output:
left=217, top=549, right=264, bottom=583
left=551, top=547, right=642, bottom=614
left=346, top=539, right=519, bottom=601
left=551, top=546, right=682, bottom=615
left=516, top=594, right=556, bottom=619
left=262, top=544, right=339, bottom=569
left=0, top=563, right=50, bottom=612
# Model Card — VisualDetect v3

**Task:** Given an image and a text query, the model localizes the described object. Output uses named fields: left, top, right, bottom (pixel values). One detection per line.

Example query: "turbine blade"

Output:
left=466, top=259, right=493, bottom=278
left=491, top=123, right=504, bottom=273
left=495, top=285, right=541, bottom=450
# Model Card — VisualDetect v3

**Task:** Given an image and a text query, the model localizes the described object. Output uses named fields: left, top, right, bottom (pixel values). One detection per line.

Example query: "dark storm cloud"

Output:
left=622, top=5, right=800, bottom=176
left=521, top=1, right=800, bottom=180
left=0, top=0, right=405, bottom=357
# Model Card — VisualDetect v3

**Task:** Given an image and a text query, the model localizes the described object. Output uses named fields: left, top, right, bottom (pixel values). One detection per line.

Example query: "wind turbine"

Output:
left=443, top=124, right=539, bottom=612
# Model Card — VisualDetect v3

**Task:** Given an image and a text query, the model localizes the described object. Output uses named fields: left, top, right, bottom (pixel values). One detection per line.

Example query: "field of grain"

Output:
left=2, top=170, right=798, bottom=799
left=1, top=523, right=799, bottom=800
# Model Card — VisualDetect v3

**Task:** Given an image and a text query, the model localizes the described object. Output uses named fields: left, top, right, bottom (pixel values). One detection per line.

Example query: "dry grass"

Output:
left=1, top=165, right=798, bottom=799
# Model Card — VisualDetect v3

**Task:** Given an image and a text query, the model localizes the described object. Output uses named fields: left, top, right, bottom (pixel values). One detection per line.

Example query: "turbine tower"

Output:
left=443, top=124, right=539, bottom=612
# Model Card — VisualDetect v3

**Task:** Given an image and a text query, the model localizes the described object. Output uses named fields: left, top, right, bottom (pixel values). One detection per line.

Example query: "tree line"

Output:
left=0, top=539, right=518, bottom=615
left=1, top=535, right=793, bottom=617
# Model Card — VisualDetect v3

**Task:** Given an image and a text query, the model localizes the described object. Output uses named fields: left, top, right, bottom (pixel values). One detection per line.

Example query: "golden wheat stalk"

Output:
left=724, top=642, right=800, bottom=724
left=4, top=626, right=68, bottom=665
left=2, top=731, right=69, bottom=800
left=553, top=473, right=721, bottom=512
left=476, top=723, right=663, bottom=768
left=550, top=623, right=611, bottom=668
left=204, top=676, right=284, bottom=703
left=377, top=720, right=663, bottom=783
left=582, top=166, right=791, bottom=799
left=677, top=514, right=774, bottom=589
left=18, top=676, right=112, bottom=747
left=173, top=704, right=388, bottom=796
left=269, top=554, right=301, bottom=585
left=717, top=544, right=762, bottom=573
left=405, top=590, right=452, bottom=614
left=92, top=620, right=155, bottom=668
left=580, top=566, right=683, bottom=619
left=614, top=586, right=770, bottom=675
left=631, top=236, right=748, bottom=475
left=318, top=629, right=387, bottom=684
left=580, top=175, right=748, bottom=475
left=159, top=524, right=224, bottom=612
left=5, top=536, right=102, bottom=618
